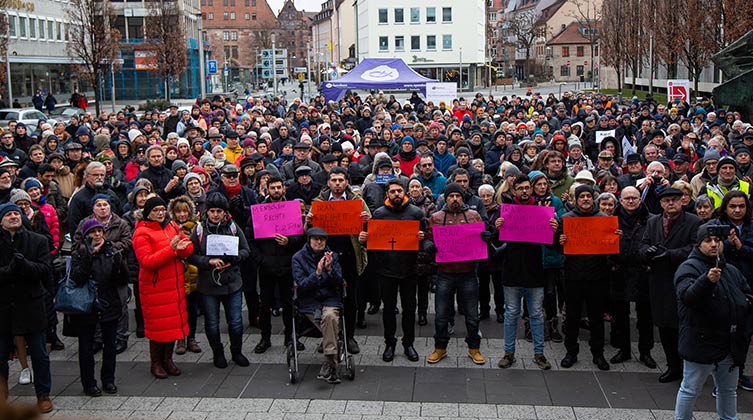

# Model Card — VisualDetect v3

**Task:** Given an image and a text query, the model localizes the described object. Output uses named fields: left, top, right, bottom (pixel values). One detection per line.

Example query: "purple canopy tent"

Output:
left=320, top=58, right=438, bottom=102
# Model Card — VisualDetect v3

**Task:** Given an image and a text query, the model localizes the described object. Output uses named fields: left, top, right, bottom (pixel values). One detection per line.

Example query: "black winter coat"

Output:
left=137, top=165, right=184, bottom=201
left=188, top=219, right=250, bottom=296
left=0, top=228, right=52, bottom=335
left=640, top=211, right=702, bottom=328
left=676, top=249, right=752, bottom=367
left=370, top=199, right=428, bottom=278
left=69, top=241, right=129, bottom=325
left=613, top=204, right=650, bottom=302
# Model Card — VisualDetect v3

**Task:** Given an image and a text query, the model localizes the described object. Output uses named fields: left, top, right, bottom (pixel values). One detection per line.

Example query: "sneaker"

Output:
left=427, top=349, right=447, bottom=364
left=468, top=348, right=486, bottom=365
left=18, top=367, right=32, bottom=385
left=533, top=354, right=552, bottom=370
left=497, top=352, right=516, bottom=369
left=317, top=362, right=333, bottom=380
left=327, top=369, right=341, bottom=384
left=175, top=339, right=187, bottom=355
left=712, top=386, right=718, bottom=398
left=740, top=375, right=753, bottom=391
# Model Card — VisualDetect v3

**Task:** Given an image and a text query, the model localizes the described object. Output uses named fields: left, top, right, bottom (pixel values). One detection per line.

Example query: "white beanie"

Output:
left=128, top=129, right=143, bottom=142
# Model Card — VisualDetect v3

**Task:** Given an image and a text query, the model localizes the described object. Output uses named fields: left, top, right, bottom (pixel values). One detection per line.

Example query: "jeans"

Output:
left=202, top=289, right=244, bottom=354
left=186, top=292, right=200, bottom=340
left=563, top=280, right=607, bottom=356
left=0, top=332, right=51, bottom=397
left=504, top=287, right=545, bottom=355
left=478, top=269, right=503, bottom=316
left=675, top=355, right=738, bottom=420
left=434, top=272, right=480, bottom=349
left=380, top=275, right=417, bottom=346
left=259, top=270, right=294, bottom=341
left=78, top=320, right=118, bottom=389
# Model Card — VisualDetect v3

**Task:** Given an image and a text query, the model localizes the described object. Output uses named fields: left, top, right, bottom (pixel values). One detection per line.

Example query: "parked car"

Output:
left=47, top=106, right=86, bottom=126
left=0, top=108, right=48, bottom=131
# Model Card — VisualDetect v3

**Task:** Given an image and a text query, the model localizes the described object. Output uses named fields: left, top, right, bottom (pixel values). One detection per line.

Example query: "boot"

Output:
left=162, top=341, right=182, bottom=376
left=175, top=339, right=187, bottom=355
left=549, top=319, right=563, bottom=343
left=47, top=328, right=65, bottom=351
left=149, top=341, right=167, bottom=379
left=135, top=309, right=145, bottom=338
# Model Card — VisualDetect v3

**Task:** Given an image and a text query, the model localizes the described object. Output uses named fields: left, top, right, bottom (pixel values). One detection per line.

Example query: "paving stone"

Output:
left=166, top=411, right=208, bottom=420
left=80, top=396, right=129, bottom=410
left=156, top=397, right=201, bottom=411
left=196, top=397, right=273, bottom=412
left=127, top=411, right=172, bottom=420
left=119, top=397, right=165, bottom=411
left=282, top=414, right=325, bottom=420
left=573, top=407, right=656, bottom=420
left=205, top=412, right=249, bottom=420
left=382, top=401, right=421, bottom=416
left=496, top=404, right=536, bottom=419
left=322, top=415, right=359, bottom=420
left=421, top=403, right=459, bottom=417
left=344, top=400, right=384, bottom=415
left=53, top=409, right=133, bottom=419
left=458, top=403, right=498, bottom=418
left=534, top=405, right=576, bottom=420
left=306, top=399, right=347, bottom=414
left=244, top=414, right=284, bottom=420
left=51, top=396, right=92, bottom=410
left=269, top=398, right=311, bottom=413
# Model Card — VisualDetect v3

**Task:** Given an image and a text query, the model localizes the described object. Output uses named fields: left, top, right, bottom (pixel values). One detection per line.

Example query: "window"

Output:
left=252, top=13, right=256, bottom=20
left=38, top=19, right=45, bottom=39
left=426, top=7, right=436, bottom=23
left=223, top=12, right=228, bottom=20
left=442, top=7, right=452, bottom=22
left=8, top=15, right=16, bottom=37
left=48, top=21, right=53, bottom=40
left=576, top=65, right=584, bottom=76
left=252, top=0, right=256, bottom=5
left=244, top=0, right=249, bottom=5
left=395, top=35, right=404, bottom=51
left=379, top=36, right=388, bottom=51
left=208, top=12, right=214, bottom=19
left=207, top=0, right=212, bottom=5
left=29, top=18, right=35, bottom=38
left=245, top=12, right=250, bottom=19
left=230, top=0, right=235, bottom=5
left=63, top=23, right=68, bottom=40
left=561, top=46, right=569, bottom=57
left=576, top=46, right=584, bottom=57
left=231, top=46, right=238, bottom=59
left=394, top=8, right=404, bottom=23
left=230, top=12, right=235, bottom=19
left=560, top=65, right=570, bottom=76
left=223, top=31, right=229, bottom=41
left=594, top=45, right=599, bottom=56
left=489, top=12, right=496, bottom=22
left=410, top=8, right=419, bottom=23
left=201, top=0, right=205, bottom=5
left=19, top=16, right=26, bottom=37
left=442, top=34, right=452, bottom=50
left=411, top=35, right=420, bottom=50
left=426, top=35, right=436, bottom=50
left=231, top=31, right=237, bottom=40
left=223, top=0, right=227, bottom=5
left=57, top=22, right=62, bottom=40
left=378, top=8, right=388, bottom=23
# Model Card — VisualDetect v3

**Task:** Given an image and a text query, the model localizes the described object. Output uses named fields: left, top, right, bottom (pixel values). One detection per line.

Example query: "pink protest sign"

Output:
left=432, top=222, right=488, bottom=263
left=250, top=201, right=304, bottom=239
left=498, top=204, right=556, bottom=244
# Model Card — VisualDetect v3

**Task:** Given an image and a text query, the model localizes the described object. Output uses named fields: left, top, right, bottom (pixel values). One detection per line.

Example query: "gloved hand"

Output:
left=52, top=257, right=67, bottom=273
left=222, top=255, right=238, bottom=264
left=644, top=245, right=660, bottom=259
left=424, top=242, right=437, bottom=254
left=652, top=246, right=669, bottom=261
left=11, top=253, right=27, bottom=272
left=229, top=196, right=243, bottom=210
left=480, top=231, right=494, bottom=243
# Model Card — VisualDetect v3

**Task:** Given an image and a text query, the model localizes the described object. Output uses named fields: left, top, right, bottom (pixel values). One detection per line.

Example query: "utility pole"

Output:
left=6, top=47, right=12, bottom=105
left=306, top=41, right=311, bottom=101
left=110, top=62, right=116, bottom=112
left=271, top=33, right=277, bottom=97
left=196, top=13, right=206, bottom=99
left=459, top=47, right=463, bottom=91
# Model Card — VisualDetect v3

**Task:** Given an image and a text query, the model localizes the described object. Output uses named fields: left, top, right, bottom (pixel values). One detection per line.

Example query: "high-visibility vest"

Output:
left=706, top=180, right=750, bottom=208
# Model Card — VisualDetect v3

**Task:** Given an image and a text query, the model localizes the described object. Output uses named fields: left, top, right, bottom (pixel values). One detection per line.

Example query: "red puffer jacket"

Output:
left=133, top=219, right=194, bottom=342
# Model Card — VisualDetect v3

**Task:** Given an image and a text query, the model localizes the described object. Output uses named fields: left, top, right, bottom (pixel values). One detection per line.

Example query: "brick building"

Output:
left=276, top=0, right=313, bottom=78
left=201, top=0, right=277, bottom=88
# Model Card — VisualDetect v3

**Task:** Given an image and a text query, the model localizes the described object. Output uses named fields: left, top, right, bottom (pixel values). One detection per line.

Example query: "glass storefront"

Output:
left=8, top=63, right=92, bottom=106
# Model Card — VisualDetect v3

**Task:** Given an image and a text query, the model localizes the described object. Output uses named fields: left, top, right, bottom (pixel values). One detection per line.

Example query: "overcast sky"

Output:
left=267, top=0, right=322, bottom=14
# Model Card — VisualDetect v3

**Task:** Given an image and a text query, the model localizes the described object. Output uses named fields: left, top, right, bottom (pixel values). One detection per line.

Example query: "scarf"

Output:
left=399, top=149, right=417, bottom=162
left=225, top=183, right=242, bottom=199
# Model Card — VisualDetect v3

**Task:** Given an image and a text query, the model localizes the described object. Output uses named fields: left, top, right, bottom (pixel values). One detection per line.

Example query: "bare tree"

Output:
left=506, top=9, right=539, bottom=80
left=66, top=0, right=121, bottom=116
left=600, top=0, right=624, bottom=91
left=567, top=0, right=600, bottom=85
left=721, top=0, right=753, bottom=45
left=251, top=20, right=277, bottom=50
left=622, top=0, right=646, bottom=94
left=0, top=5, right=9, bottom=102
left=678, top=0, right=722, bottom=92
left=145, top=0, right=187, bottom=102
left=649, top=0, right=684, bottom=79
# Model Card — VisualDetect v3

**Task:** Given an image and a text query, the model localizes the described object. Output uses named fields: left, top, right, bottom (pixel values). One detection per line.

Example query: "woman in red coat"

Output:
left=132, top=196, right=194, bottom=379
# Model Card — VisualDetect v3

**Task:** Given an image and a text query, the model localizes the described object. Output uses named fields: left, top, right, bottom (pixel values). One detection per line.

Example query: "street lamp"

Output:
left=271, top=33, right=277, bottom=97
left=195, top=13, right=206, bottom=99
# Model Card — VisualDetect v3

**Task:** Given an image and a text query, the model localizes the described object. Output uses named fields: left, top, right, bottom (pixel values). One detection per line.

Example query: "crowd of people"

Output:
left=0, top=89, right=752, bottom=419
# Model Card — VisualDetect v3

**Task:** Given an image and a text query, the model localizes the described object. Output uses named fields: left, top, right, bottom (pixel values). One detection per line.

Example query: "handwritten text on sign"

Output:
left=432, top=222, right=488, bottom=263
left=498, top=204, right=555, bottom=244
left=311, top=200, right=363, bottom=235
left=250, top=201, right=304, bottom=239
left=562, top=216, right=619, bottom=255
left=367, top=219, right=419, bottom=251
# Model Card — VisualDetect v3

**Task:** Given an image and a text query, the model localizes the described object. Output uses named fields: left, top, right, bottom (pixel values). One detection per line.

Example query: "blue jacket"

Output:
left=414, top=170, right=447, bottom=200
left=541, top=195, right=565, bottom=269
left=433, top=151, right=456, bottom=176
left=292, top=244, right=344, bottom=313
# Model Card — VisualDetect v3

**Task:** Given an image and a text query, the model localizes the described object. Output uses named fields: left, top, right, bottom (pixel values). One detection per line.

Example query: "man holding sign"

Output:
left=365, top=178, right=427, bottom=363
left=425, top=182, right=490, bottom=366
left=249, top=176, right=305, bottom=354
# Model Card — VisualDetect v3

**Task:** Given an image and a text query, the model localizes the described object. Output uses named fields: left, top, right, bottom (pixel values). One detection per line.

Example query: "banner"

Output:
left=426, top=82, right=458, bottom=104
left=250, top=201, right=303, bottom=239
left=311, top=200, right=363, bottom=235
left=366, top=220, right=419, bottom=251
left=563, top=216, right=619, bottom=255
left=134, top=50, right=158, bottom=70
left=667, top=79, right=691, bottom=103
left=432, top=222, right=488, bottom=263
left=498, top=204, right=555, bottom=244
left=595, top=129, right=616, bottom=144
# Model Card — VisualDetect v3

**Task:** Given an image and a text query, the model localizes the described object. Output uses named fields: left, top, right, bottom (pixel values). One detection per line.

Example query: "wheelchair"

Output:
left=286, top=280, right=356, bottom=384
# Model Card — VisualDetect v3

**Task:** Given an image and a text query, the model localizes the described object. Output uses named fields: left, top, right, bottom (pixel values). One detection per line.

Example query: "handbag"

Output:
left=54, top=256, right=96, bottom=315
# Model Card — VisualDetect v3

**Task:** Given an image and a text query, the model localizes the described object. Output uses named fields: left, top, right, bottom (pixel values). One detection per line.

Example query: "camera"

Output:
left=706, top=225, right=729, bottom=239
left=652, top=175, right=663, bottom=184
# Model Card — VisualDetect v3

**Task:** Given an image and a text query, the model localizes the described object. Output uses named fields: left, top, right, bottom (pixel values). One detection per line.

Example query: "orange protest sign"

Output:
left=563, top=216, right=620, bottom=255
left=311, top=200, right=364, bottom=235
left=366, top=220, right=420, bottom=251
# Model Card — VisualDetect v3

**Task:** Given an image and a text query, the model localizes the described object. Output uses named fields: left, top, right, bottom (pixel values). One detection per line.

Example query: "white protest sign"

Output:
left=595, top=129, right=615, bottom=144
left=206, top=234, right=239, bottom=256
left=426, top=82, right=457, bottom=104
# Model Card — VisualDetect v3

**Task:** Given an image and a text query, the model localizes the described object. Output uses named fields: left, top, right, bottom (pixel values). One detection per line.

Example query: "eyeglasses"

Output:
left=420, top=163, right=433, bottom=167
left=104, top=161, right=113, bottom=165
left=222, top=173, right=239, bottom=178
left=515, top=186, right=532, bottom=191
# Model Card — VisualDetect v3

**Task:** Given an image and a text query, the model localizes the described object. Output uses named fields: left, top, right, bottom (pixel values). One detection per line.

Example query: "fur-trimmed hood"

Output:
left=168, top=195, right=197, bottom=222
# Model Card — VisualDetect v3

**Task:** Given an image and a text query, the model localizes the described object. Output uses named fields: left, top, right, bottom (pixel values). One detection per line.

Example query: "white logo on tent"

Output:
left=325, top=83, right=333, bottom=88
left=361, top=65, right=399, bottom=81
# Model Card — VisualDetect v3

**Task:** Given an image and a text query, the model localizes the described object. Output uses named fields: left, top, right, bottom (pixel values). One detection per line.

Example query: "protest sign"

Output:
left=206, top=234, right=239, bottom=256
left=367, top=220, right=419, bottom=251
left=375, top=174, right=394, bottom=184
left=311, top=200, right=363, bottom=235
left=498, top=204, right=555, bottom=244
left=250, top=201, right=304, bottom=239
left=595, top=129, right=616, bottom=144
left=432, top=222, right=488, bottom=263
left=562, top=216, right=619, bottom=255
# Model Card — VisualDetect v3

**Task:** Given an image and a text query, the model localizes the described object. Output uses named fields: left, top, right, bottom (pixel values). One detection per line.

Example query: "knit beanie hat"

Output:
left=528, top=170, right=547, bottom=185
left=444, top=182, right=465, bottom=198
left=503, top=165, right=522, bottom=178
left=717, top=156, right=738, bottom=173
left=9, top=189, right=31, bottom=205
left=205, top=192, right=229, bottom=212
left=400, top=136, right=415, bottom=147
left=23, top=178, right=43, bottom=192
left=90, top=193, right=111, bottom=208
left=171, top=160, right=188, bottom=172
left=128, top=129, right=143, bottom=142
left=703, top=148, right=721, bottom=163
left=574, top=184, right=595, bottom=199
left=143, top=196, right=167, bottom=219
left=81, top=218, right=104, bottom=236
left=0, top=202, right=21, bottom=220
left=183, top=172, right=202, bottom=189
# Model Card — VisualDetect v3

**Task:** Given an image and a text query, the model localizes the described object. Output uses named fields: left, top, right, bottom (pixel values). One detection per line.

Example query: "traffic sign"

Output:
left=223, top=64, right=229, bottom=75
left=667, top=80, right=690, bottom=103
left=208, top=60, right=217, bottom=74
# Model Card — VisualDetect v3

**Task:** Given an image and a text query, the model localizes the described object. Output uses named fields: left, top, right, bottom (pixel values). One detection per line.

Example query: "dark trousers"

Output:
left=612, top=300, right=654, bottom=354
left=78, top=320, right=117, bottom=389
left=380, top=275, right=417, bottom=345
left=0, top=332, right=51, bottom=398
left=416, top=274, right=432, bottom=315
left=544, top=268, right=565, bottom=319
left=186, top=292, right=200, bottom=340
left=241, top=261, right=260, bottom=325
left=259, top=270, right=294, bottom=340
left=659, top=326, right=681, bottom=371
left=133, top=281, right=144, bottom=330
left=564, top=280, right=607, bottom=356
left=478, top=269, right=503, bottom=316
left=116, top=285, right=129, bottom=342
left=363, top=253, right=381, bottom=308
left=342, top=261, right=358, bottom=339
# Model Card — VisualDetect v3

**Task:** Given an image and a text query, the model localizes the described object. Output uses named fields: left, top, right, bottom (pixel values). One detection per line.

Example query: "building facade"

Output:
left=311, top=0, right=356, bottom=83
left=355, top=0, right=486, bottom=90
left=545, top=21, right=598, bottom=83
left=276, top=0, right=312, bottom=78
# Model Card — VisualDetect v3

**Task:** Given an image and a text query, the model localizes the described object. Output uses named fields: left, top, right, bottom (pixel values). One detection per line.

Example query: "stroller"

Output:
left=287, top=278, right=356, bottom=384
